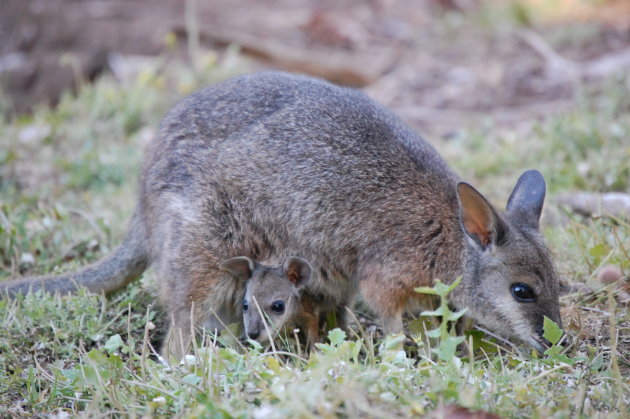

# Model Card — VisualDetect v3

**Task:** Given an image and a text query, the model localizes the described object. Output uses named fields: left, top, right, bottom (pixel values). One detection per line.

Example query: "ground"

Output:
left=0, top=0, right=628, bottom=417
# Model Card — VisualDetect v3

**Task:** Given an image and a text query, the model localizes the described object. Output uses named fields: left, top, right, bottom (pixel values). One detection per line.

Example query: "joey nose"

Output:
left=248, top=330, right=260, bottom=340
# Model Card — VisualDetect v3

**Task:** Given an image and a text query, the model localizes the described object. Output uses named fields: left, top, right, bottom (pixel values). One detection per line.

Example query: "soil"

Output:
left=2, top=0, right=630, bottom=136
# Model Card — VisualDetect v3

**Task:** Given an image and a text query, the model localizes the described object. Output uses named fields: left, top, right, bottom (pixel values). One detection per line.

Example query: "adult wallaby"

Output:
left=220, top=255, right=326, bottom=349
left=0, top=71, right=562, bottom=359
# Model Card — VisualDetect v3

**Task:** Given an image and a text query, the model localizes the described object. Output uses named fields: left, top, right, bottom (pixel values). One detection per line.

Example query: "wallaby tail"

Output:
left=0, top=210, right=149, bottom=298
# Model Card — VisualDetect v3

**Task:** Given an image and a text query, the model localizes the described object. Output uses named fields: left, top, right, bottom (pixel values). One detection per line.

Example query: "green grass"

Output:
left=1, top=56, right=629, bottom=417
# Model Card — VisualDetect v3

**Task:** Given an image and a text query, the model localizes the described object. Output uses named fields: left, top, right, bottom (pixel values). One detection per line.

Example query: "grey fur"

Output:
left=1, top=72, right=562, bottom=358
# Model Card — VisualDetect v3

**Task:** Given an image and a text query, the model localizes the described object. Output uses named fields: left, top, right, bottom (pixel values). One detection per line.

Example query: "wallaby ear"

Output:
left=506, top=170, right=546, bottom=230
left=219, top=256, right=255, bottom=281
left=283, top=257, right=312, bottom=288
left=457, top=182, right=506, bottom=249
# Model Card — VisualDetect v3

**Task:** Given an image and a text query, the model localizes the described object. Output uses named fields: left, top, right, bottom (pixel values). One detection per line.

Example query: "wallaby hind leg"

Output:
left=150, top=237, right=203, bottom=362
left=333, top=303, right=351, bottom=332
left=377, top=310, right=404, bottom=336
left=161, top=285, right=241, bottom=362
left=359, top=275, right=406, bottom=336
left=163, top=307, right=194, bottom=362
left=154, top=236, right=244, bottom=362
left=298, top=312, right=320, bottom=352
left=294, top=297, right=320, bottom=351
left=158, top=268, right=241, bottom=362
left=153, top=257, right=197, bottom=362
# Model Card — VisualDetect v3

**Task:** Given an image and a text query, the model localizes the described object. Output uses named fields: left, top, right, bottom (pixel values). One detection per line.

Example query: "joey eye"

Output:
left=243, top=300, right=249, bottom=311
left=271, top=301, right=285, bottom=314
left=511, top=283, right=536, bottom=302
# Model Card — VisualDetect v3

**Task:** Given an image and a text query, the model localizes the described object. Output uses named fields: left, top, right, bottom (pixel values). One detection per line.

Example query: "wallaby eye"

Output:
left=511, top=283, right=536, bottom=302
left=243, top=299, right=249, bottom=312
left=271, top=300, right=285, bottom=314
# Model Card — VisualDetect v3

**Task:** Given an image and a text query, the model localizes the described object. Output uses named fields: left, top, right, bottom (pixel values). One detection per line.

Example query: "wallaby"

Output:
left=0, top=71, right=562, bottom=359
left=220, top=255, right=326, bottom=349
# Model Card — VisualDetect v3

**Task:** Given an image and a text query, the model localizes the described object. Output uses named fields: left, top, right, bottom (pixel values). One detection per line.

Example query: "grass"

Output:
left=0, top=52, right=629, bottom=418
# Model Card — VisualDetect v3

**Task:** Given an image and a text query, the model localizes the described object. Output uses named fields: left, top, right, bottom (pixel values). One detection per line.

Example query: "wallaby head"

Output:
left=451, top=170, right=561, bottom=352
left=219, top=256, right=313, bottom=343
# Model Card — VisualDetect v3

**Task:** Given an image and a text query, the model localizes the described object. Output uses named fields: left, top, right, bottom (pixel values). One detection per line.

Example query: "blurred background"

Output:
left=2, top=0, right=629, bottom=137
left=0, top=4, right=628, bottom=410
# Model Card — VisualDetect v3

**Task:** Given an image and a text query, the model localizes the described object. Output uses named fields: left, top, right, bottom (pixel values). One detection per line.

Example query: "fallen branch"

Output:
left=519, top=29, right=580, bottom=81
left=582, top=48, right=630, bottom=80
left=173, top=26, right=396, bottom=87
left=519, top=29, right=630, bottom=82
left=556, top=192, right=630, bottom=219
left=394, top=99, right=572, bottom=127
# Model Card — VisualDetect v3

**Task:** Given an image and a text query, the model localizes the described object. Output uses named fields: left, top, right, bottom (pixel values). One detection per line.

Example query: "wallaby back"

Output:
left=1, top=72, right=562, bottom=357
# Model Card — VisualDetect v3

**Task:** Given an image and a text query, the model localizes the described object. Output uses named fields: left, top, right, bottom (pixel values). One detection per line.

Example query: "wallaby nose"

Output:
left=248, top=330, right=260, bottom=340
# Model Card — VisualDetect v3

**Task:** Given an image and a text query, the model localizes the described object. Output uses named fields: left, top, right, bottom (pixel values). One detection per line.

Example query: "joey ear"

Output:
left=506, top=170, right=546, bottom=230
left=283, top=257, right=312, bottom=288
left=219, top=256, right=255, bottom=281
left=457, top=182, right=506, bottom=249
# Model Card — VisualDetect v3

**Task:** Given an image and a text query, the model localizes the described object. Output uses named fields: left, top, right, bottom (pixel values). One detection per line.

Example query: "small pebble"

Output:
left=20, top=252, right=35, bottom=265
left=426, top=405, right=501, bottom=419
left=597, top=264, right=623, bottom=285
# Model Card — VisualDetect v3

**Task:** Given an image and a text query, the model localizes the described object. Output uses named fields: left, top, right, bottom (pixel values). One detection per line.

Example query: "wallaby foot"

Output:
left=295, top=306, right=320, bottom=352
left=333, top=304, right=350, bottom=332
left=359, top=273, right=406, bottom=336
left=378, top=311, right=404, bottom=336
left=162, top=310, right=194, bottom=363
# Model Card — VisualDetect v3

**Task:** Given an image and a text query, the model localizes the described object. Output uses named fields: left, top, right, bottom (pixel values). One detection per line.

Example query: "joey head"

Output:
left=220, top=256, right=322, bottom=347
